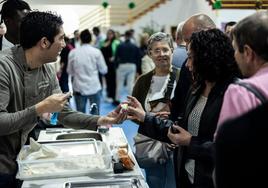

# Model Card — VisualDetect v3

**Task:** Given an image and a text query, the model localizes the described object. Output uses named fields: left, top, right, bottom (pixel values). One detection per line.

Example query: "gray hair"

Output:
left=176, top=21, right=185, bottom=42
left=147, top=32, right=174, bottom=53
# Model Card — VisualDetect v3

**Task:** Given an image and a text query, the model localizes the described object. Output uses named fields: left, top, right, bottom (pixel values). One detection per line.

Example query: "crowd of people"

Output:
left=0, top=0, right=267, bottom=188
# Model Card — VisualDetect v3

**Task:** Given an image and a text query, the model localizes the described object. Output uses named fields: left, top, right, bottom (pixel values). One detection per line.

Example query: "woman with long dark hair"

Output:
left=101, top=29, right=120, bottom=104
left=127, top=29, right=241, bottom=188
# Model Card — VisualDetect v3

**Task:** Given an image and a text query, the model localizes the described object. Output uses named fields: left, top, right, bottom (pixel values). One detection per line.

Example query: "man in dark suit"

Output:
left=170, top=14, right=216, bottom=122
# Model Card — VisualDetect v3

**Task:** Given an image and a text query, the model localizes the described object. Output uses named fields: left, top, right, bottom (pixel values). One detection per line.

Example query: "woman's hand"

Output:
left=98, top=104, right=127, bottom=125
left=155, top=111, right=170, bottom=119
left=126, top=96, right=146, bottom=122
left=167, top=124, right=192, bottom=146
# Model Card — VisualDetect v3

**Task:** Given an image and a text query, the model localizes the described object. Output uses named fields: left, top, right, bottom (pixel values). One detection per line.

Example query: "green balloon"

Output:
left=213, top=0, right=222, bottom=9
left=102, top=1, right=109, bottom=9
left=128, top=2, right=136, bottom=9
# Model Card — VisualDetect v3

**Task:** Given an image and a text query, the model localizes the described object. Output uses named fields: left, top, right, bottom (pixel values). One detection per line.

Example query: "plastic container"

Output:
left=50, top=112, right=58, bottom=125
left=16, top=140, right=112, bottom=180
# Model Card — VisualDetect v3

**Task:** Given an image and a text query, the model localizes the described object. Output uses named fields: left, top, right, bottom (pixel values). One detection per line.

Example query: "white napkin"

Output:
left=23, top=138, right=58, bottom=160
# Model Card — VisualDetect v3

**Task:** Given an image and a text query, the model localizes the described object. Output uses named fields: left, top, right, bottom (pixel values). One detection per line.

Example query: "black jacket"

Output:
left=170, top=60, right=192, bottom=122
left=139, top=78, right=234, bottom=188
left=215, top=101, right=268, bottom=188
left=114, top=39, right=141, bottom=67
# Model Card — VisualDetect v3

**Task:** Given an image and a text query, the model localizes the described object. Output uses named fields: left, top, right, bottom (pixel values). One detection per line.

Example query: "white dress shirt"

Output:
left=67, top=44, right=107, bottom=95
left=2, top=35, right=14, bottom=50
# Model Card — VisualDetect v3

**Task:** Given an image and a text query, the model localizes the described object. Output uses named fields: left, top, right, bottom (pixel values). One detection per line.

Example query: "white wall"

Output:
left=25, top=0, right=258, bottom=38
left=112, top=0, right=256, bottom=41
left=113, top=0, right=218, bottom=37
left=216, top=9, right=255, bottom=29
left=31, top=5, right=98, bottom=36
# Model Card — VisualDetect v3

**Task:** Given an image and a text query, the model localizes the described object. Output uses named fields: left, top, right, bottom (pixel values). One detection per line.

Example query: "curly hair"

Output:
left=20, top=11, right=63, bottom=49
left=189, top=28, right=239, bottom=88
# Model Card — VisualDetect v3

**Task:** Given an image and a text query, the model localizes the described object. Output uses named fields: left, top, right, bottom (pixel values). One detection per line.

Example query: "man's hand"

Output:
left=167, top=124, right=192, bottom=146
left=35, top=93, right=69, bottom=116
left=126, top=96, right=146, bottom=122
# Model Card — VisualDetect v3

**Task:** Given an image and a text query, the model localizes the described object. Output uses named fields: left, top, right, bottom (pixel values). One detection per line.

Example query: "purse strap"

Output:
left=164, top=66, right=178, bottom=100
left=0, top=35, right=2, bottom=51
left=234, top=79, right=266, bottom=103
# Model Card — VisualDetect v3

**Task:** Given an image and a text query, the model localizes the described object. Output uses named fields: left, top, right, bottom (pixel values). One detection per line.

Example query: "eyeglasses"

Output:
left=150, top=48, right=171, bottom=56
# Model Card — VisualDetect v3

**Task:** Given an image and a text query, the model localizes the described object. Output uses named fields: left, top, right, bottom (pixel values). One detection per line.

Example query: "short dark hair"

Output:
left=73, top=29, right=79, bottom=34
left=125, top=30, right=132, bottom=39
left=80, top=29, right=92, bottom=43
left=232, top=11, right=268, bottom=61
left=0, top=0, right=31, bottom=23
left=190, top=28, right=240, bottom=88
left=20, top=11, right=63, bottom=49
left=224, top=21, right=236, bottom=32
left=92, top=27, right=100, bottom=34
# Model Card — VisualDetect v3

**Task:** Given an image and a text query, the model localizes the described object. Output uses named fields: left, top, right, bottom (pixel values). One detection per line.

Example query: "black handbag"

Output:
left=133, top=133, right=170, bottom=168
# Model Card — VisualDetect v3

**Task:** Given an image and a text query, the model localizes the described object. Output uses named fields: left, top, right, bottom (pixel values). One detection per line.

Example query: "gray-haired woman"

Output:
left=132, top=32, right=177, bottom=188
